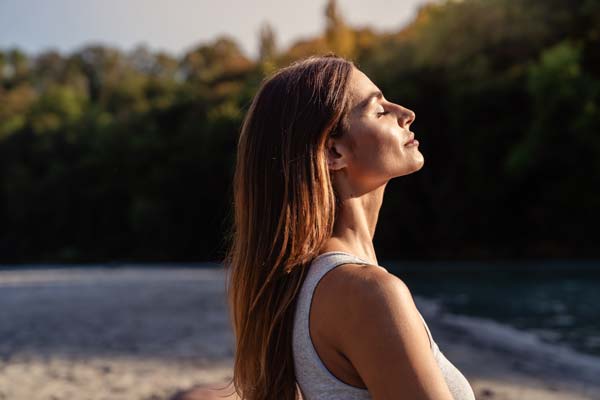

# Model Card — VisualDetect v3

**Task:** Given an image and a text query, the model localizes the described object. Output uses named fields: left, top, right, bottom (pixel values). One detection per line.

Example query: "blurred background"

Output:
left=1, top=0, right=599, bottom=264
left=1, top=0, right=599, bottom=399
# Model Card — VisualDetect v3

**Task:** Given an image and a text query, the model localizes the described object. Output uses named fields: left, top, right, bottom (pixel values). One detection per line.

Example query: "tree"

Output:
left=258, top=21, right=278, bottom=64
left=324, top=0, right=356, bottom=59
left=180, top=36, right=253, bottom=84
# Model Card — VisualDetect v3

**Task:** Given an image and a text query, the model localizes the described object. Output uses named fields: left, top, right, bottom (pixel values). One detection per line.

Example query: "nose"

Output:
left=404, top=109, right=416, bottom=127
left=399, top=108, right=415, bottom=129
left=391, top=103, right=415, bottom=129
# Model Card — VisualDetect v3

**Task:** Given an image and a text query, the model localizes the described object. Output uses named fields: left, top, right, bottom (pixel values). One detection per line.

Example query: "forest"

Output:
left=1, top=0, right=599, bottom=263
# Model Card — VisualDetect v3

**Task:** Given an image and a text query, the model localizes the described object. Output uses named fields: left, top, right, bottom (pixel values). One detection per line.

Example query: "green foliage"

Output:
left=29, top=84, right=87, bottom=134
left=505, top=40, right=600, bottom=176
left=1, top=0, right=599, bottom=262
left=0, top=84, right=37, bottom=139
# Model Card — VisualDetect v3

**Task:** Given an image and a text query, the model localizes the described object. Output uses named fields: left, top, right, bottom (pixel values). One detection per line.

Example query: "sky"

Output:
left=0, top=0, right=431, bottom=60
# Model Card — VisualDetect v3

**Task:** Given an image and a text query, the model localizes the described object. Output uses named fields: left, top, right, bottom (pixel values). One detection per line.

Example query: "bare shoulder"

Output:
left=323, top=263, right=454, bottom=400
left=321, top=262, right=411, bottom=310
left=317, top=262, right=414, bottom=349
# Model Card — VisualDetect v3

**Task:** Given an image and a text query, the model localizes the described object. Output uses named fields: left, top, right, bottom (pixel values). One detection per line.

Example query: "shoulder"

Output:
left=317, top=263, right=415, bottom=342
left=323, top=264, right=454, bottom=399
left=324, top=263, right=414, bottom=324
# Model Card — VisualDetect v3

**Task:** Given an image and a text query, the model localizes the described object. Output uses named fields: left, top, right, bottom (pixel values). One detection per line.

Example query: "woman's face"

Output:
left=327, top=67, right=424, bottom=191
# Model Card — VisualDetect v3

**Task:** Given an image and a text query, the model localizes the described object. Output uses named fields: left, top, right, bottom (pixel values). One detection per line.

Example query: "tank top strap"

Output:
left=293, top=251, right=373, bottom=398
left=308, top=251, right=373, bottom=281
left=294, top=251, right=474, bottom=400
left=307, top=251, right=439, bottom=356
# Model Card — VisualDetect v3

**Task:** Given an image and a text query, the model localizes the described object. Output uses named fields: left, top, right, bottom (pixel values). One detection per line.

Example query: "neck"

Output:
left=320, top=182, right=386, bottom=266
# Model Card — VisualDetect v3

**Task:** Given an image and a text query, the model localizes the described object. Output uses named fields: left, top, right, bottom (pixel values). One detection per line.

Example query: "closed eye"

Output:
left=377, top=111, right=390, bottom=118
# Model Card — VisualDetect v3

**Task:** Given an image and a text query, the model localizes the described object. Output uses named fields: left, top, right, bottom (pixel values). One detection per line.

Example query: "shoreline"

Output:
left=1, top=267, right=599, bottom=400
left=414, top=295, right=600, bottom=400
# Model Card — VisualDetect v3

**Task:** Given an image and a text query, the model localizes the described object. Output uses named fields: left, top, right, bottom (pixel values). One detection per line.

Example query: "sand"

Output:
left=0, top=266, right=599, bottom=400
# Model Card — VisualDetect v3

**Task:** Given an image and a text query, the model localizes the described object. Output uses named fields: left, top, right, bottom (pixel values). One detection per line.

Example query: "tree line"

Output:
left=1, top=0, right=599, bottom=263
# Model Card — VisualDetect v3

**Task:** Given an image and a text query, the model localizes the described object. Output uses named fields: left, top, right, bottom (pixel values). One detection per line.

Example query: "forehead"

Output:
left=348, top=67, right=383, bottom=114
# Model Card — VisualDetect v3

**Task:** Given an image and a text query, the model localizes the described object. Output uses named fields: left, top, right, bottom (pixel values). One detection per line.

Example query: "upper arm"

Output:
left=333, top=267, right=454, bottom=400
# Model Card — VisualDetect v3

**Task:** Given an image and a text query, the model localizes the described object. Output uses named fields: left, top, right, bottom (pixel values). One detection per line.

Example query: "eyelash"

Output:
left=377, top=111, right=390, bottom=118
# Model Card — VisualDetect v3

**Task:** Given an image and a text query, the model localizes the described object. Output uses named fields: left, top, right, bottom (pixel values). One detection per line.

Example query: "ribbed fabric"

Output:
left=292, top=251, right=476, bottom=400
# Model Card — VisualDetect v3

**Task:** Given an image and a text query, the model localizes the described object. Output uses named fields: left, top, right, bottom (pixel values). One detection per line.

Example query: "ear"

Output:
left=326, top=136, right=348, bottom=172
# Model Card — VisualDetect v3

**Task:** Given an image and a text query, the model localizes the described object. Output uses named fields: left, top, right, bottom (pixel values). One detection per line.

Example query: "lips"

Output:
left=404, top=131, right=415, bottom=145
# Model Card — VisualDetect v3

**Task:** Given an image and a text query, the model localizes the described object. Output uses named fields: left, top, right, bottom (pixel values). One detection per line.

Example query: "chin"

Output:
left=401, top=158, right=425, bottom=177
left=391, top=154, right=425, bottom=178
left=415, top=155, right=425, bottom=171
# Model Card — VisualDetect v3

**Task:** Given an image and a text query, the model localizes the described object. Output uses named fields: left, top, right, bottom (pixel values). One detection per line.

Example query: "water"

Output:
left=385, top=259, right=600, bottom=358
left=2, top=260, right=599, bottom=359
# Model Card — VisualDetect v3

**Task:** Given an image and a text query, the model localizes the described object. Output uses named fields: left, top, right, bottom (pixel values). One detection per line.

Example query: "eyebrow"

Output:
left=356, top=90, right=383, bottom=113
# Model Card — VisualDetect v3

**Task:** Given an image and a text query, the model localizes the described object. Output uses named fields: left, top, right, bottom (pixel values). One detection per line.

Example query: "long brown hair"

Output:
left=222, top=54, right=355, bottom=400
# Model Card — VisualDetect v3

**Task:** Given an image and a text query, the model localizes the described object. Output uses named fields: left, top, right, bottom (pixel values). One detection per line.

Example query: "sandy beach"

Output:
left=0, top=266, right=599, bottom=400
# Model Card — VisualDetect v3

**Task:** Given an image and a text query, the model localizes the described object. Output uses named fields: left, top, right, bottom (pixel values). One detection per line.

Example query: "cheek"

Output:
left=350, top=123, right=402, bottom=168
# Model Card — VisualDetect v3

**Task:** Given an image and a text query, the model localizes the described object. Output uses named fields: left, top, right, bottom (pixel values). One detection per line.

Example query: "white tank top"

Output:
left=292, top=251, right=476, bottom=400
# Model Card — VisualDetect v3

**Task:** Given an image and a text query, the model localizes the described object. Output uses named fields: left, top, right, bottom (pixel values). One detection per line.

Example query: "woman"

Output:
left=223, top=54, right=476, bottom=400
